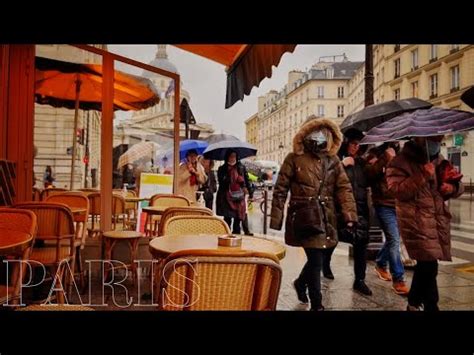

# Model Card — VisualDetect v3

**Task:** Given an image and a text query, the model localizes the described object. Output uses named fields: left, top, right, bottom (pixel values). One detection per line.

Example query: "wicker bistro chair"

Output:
left=14, top=202, right=76, bottom=304
left=156, top=207, right=213, bottom=237
left=157, top=250, right=282, bottom=311
left=145, top=194, right=191, bottom=237
left=161, top=215, right=231, bottom=237
left=77, top=188, right=99, bottom=194
left=40, top=188, right=68, bottom=201
left=114, top=189, right=138, bottom=229
left=0, top=209, right=37, bottom=306
left=17, top=304, right=94, bottom=311
left=46, top=192, right=89, bottom=292
left=87, top=192, right=101, bottom=238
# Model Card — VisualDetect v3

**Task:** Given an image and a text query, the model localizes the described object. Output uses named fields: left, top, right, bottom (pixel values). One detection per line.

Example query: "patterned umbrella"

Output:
left=360, top=107, right=474, bottom=145
left=117, top=141, right=160, bottom=169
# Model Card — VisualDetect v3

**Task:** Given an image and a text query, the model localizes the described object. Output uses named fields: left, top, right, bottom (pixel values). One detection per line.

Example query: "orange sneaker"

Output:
left=392, top=281, right=409, bottom=295
left=375, top=266, right=392, bottom=281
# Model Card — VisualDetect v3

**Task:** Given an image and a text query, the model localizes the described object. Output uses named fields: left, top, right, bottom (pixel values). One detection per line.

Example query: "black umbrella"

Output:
left=461, top=86, right=474, bottom=109
left=360, top=107, right=474, bottom=145
left=340, top=98, right=433, bottom=133
left=203, top=140, right=257, bottom=160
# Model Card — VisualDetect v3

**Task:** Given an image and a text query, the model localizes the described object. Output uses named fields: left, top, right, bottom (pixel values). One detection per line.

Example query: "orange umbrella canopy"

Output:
left=175, top=44, right=296, bottom=108
left=34, top=56, right=160, bottom=111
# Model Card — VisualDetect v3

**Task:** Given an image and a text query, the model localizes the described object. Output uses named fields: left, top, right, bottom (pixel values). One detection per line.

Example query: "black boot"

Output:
left=293, top=279, right=308, bottom=304
left=353, top=280, right=373, bottom=296
left=322, top=266, right=334, bottom=280
left=310, top=305, right=325, bottom=311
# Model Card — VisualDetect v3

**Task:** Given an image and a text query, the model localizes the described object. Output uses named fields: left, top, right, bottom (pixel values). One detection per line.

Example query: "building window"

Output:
left=337, top=105, right=344, bottom=118
left=317, top=105, right=325, bottom=117
left=430, top=73, right=438, bottom=98
left=411, top=49, right=419, bottom=70
left=411, top=81, right=419, bottom=98
left=317, top=86, right=324, bottom=98
left=430, top=45, right=438, bottom=62
left=393, top=88, right=400, bottom=100
left=394, top=44, right=400, bottom=53
left=450, top=65, right=460, bottom=92
left=394, top=58, right=401, bottom=79
left=337, top=86, right=345, bottom=98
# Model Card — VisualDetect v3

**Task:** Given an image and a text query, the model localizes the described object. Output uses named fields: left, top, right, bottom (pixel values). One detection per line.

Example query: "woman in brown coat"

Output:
left=386, top=136, right=464, bottom=311
left=270, top=116, right=357, bottom=311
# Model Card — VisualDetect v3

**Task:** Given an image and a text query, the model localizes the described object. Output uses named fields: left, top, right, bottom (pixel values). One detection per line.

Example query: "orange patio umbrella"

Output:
left=34, top=56, right=161, bottom=189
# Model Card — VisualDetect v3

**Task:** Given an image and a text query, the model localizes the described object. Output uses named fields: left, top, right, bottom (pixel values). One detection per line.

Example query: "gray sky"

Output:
left=109, top=45, right=365, bottom=140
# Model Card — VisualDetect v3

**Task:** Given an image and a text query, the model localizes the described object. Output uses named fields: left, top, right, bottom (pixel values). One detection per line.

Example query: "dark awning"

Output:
left=175, top=45, right=297, bottom=108
left=461, top=86, right=474, bottom=109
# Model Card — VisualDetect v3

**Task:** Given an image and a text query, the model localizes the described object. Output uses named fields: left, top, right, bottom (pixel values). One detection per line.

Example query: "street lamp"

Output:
left=278, top=142, right=284, bottom=164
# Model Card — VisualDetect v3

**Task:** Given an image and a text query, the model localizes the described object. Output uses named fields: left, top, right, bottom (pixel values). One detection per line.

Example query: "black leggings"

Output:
left=224, top=216, right=241, bottom=234
left=298, top=248, right=324, bottom=308
left=408, top=260, right=439, bottom=311
left=323, top=240, right=368, bottom=281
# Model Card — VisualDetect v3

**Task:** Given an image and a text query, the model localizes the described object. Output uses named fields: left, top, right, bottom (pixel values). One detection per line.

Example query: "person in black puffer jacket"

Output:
left=322, top=128, right=373, bottom=296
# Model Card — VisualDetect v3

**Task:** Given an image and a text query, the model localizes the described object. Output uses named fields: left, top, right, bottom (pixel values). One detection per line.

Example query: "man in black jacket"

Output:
left=322, top=129, right=373, bottom=296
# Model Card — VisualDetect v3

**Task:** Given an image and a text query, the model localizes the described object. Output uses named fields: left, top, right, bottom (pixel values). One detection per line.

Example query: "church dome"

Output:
left=143, top=45, right=179, bottom=78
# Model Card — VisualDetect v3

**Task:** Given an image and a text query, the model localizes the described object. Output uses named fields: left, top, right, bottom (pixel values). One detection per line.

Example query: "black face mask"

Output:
left=304, top=139, right=327, bottom=154
left=303, top=130, right=328, bottom=155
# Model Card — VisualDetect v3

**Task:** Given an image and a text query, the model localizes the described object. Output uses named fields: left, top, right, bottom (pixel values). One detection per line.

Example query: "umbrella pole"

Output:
left=173, top=79, right=180, bottom=193
left=70, top=78, right=82, bottom=190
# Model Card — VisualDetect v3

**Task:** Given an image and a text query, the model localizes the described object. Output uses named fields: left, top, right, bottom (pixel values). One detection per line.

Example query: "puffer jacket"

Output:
left=270, top=118, right=358, bottom=249
left=365, top=149, right=396, bottom=208
left=386, top=141, right=464, bottom=261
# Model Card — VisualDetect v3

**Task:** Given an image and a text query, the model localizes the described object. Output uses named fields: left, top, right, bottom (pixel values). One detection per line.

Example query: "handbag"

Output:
left=291, top=157, right=327, bottom=239
left=292, top=202, right=326, bottom=238
left=229, top=188, right=245, bottom=202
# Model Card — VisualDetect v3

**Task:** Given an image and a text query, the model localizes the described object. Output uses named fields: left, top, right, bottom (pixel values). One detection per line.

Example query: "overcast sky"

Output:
left=108, top=45, right=365, bottom=140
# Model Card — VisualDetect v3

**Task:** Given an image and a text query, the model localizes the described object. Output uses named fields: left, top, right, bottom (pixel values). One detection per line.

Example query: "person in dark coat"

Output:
left=216, top=149, right=252, bottom=234
left=321, top=128, right=372, bottom=296
left=270, top=116, right=357, bottom=311
left=387, top=135, right=464, bottom=311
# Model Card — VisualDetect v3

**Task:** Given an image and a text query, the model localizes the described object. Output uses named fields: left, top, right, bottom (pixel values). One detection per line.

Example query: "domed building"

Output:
left=115, top=45, right=214, bottom=147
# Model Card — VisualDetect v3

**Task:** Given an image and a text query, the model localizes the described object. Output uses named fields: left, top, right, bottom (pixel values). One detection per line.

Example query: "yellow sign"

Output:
left=141, top=174, right=173, bottom=186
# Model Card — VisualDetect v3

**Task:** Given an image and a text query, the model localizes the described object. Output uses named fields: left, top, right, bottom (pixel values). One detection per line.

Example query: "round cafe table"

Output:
left=0, top=228, right=33, bottom=255
left=149, top=234, right=286, bottom=260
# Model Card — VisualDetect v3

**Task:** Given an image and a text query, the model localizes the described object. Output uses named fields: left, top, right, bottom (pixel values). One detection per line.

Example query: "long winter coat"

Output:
left=386, top=141, right=464, bottom=261
left=216, top=162, right=251, bottom=219
left=176, top=162, right=207, bottom=203
left=270, top=118, right=358, bottom=249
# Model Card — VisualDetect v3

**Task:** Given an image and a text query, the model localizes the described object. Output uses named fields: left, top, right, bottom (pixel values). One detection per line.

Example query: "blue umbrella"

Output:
left=178, top=140, right=208, bottom=160
left=203, top=140, right=257, bottom=160
left=157, top=139, right=208, bottom=162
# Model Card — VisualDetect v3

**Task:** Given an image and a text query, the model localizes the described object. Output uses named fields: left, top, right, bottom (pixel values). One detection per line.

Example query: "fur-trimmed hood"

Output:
left=293, top=117, right=343, bottom=156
